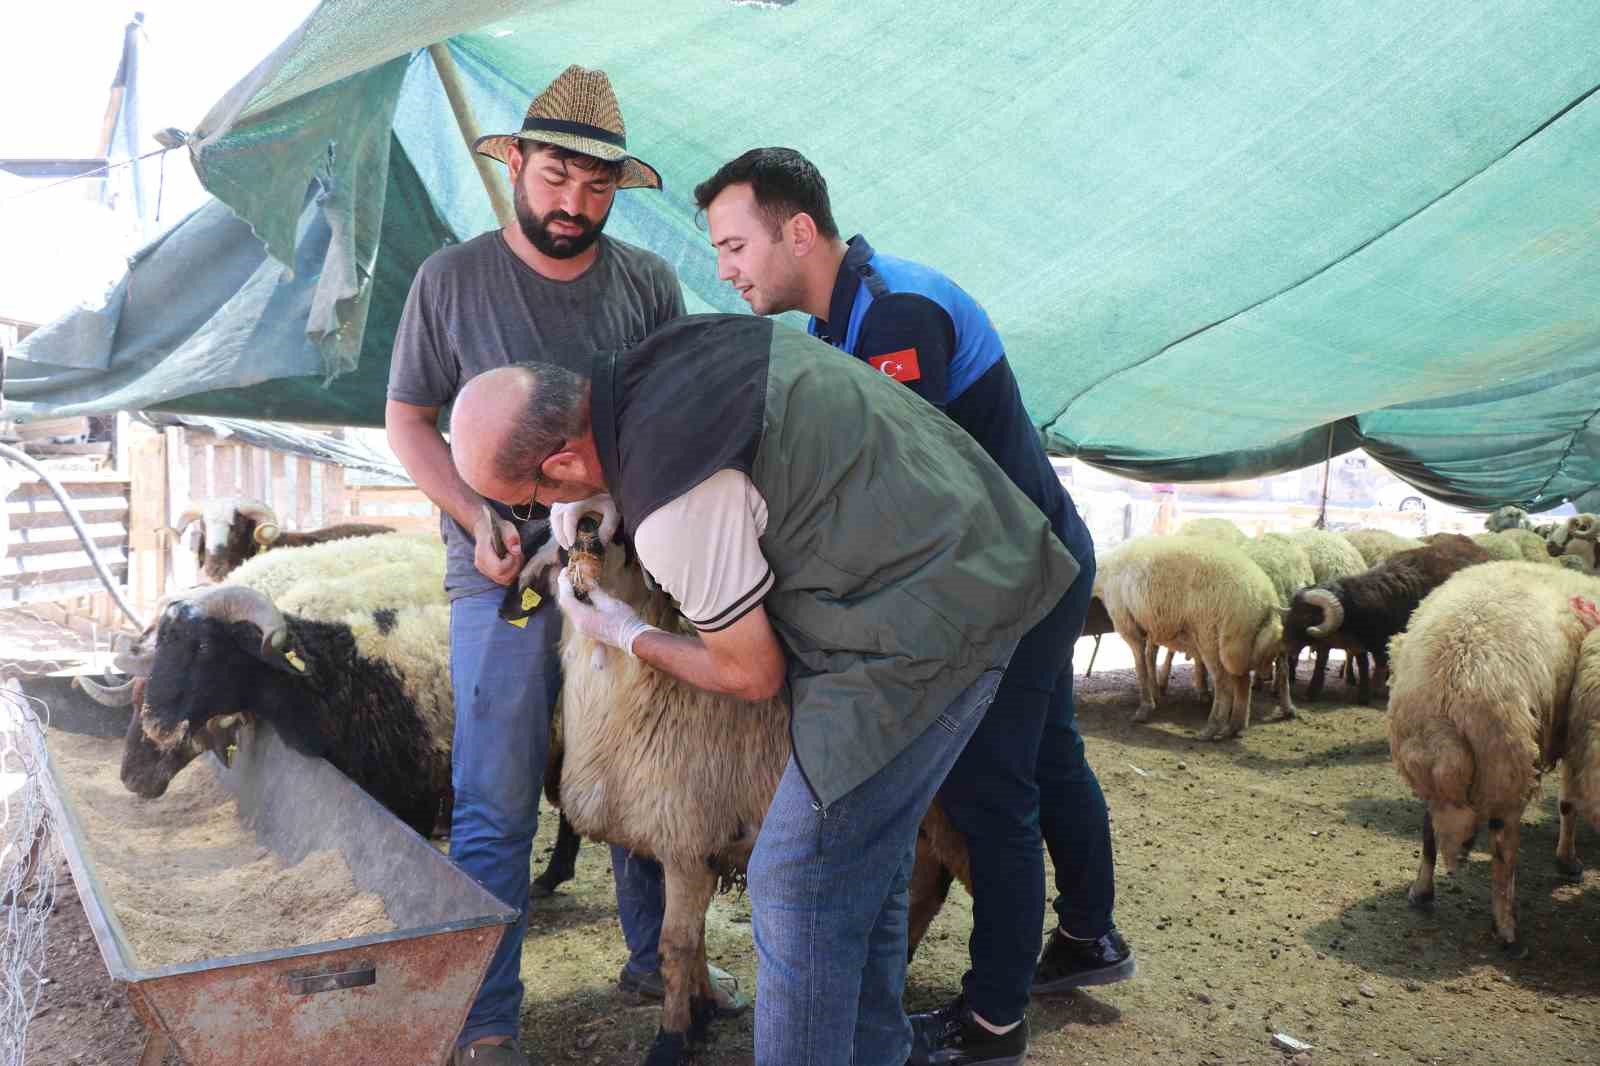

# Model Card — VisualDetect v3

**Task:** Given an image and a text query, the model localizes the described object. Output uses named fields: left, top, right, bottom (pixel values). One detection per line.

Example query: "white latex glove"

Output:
left=550, top=494, right=621, bottom=550
left=557, top=571, right=659, bottom=656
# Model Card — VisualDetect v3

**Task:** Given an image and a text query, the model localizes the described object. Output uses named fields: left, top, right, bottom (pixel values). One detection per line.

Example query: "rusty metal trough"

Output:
left=17, top=674, right=517, bottom=1066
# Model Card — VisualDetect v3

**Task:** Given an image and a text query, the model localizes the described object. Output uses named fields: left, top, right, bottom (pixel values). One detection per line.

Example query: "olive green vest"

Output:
left=594, top=315, right=1077, bottom=806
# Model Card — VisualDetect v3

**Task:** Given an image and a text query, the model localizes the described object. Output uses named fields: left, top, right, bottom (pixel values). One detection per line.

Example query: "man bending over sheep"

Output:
left=448, top=314, right=1078, bottom=1066
left=385, top=66, right=713, bottom=1066
left=696, top=147, right=1133, bottom=1065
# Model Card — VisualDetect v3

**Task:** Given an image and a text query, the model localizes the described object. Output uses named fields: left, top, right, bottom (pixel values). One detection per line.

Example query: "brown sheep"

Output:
left=162, top=496, right=393, bottom=581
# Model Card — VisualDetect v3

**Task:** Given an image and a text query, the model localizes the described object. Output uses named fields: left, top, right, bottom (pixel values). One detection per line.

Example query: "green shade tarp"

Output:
left=10, top=0, right=1599, bottom=511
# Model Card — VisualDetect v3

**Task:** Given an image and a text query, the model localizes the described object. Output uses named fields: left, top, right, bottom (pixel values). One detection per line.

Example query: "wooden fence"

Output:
left=2, top=424, right=440, bottom=629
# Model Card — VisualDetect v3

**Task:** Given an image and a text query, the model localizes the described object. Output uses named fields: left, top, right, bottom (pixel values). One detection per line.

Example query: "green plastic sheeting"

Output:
left=10, top=0, right=1599, bottom=511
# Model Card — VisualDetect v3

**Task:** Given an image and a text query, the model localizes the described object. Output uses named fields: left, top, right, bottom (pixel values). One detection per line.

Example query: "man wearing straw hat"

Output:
left=386, top=66, right=738, bottom=1066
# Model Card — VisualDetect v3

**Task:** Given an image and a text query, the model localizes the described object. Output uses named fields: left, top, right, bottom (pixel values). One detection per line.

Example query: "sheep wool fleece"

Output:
left=592, top=313, right=1079, bottom=807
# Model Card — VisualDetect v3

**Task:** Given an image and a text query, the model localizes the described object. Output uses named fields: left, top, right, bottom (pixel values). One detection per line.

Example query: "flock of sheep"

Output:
left=1089, top=505, right=1600, bottom=955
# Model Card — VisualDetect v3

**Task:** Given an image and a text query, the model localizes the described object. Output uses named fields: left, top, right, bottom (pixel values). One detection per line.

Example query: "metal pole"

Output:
left=427, top=43, right=515, bottom=230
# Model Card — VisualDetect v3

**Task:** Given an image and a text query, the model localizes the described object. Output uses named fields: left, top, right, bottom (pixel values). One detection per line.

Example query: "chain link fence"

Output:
left=0, top=672, right=59, bottom=1066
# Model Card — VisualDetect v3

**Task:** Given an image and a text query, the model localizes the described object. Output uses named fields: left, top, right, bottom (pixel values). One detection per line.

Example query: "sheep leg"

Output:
left=1273, top=650, right=1297, bottom=720
left=1198, top=653, right=1230, bottom=741
left=531, top=812, right=583, bottom=898
left=1487, top=816, right=1525, bottom=957
left=1194, top=657, right=1211, bottom=694
left=1083, top=634, right=1102, bottom=677
left=1409, top=807, right=1438, bottom=910
left=644, top=864, right=722, bottom=1066
left=1307, top=645, right=1329, bottom=700
left=906, top=851, right=956, bottom=962
left=1225, top=671, right=1252, bottom=738
left=1129, top=633, right=1157, bottom=722
left=1556, top=767, right=1583, bottom=879
left=1157, top=646, right=1175, bottom=698
left=1355, top=653, right=1372, bottom=705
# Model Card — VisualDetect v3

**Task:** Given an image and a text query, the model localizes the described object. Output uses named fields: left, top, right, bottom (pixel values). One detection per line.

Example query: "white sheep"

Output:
left=225, top=532, right=446, bottom=614
left=1485, top=505, right=1534, bottom=532
left=1342, top=528, right=1423, bottom=568
left=1388, top=561, right=1600, bottom=954
left=1556, top=599, right=1600, bottom=876
left=1095, top=535, right=1282, bottom=740
left=1546, top=514, right=1598, bottom=573
left=1471, top=527, right=1557, bottom=565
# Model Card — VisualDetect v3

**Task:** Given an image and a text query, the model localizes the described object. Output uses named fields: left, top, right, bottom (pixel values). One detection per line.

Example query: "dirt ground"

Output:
left=18, top=658, right=1600, bottom=1065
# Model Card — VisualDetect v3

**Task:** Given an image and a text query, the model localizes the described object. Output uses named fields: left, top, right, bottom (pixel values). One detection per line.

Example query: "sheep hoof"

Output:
left=1407, top=888, right=1434, bottom=912
left=1499, top=939, right=1528, bottom=961
left=1132, top=706, right=1154, bottom=723
left=1555, top=856, right=1583, bottom=880
left=643, top=1029, right=689, bottom=1066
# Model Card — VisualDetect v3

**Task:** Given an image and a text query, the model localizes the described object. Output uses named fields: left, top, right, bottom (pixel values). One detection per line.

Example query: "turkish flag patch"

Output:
left=868, top=347, right=922, bottom=383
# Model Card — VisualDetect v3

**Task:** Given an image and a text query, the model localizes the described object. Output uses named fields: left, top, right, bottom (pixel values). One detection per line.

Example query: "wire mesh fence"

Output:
left=0, top=672, right=59, bottom=1066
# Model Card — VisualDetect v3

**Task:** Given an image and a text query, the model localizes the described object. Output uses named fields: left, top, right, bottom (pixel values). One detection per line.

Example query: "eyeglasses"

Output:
left=510, top=438, right=566, bottom=521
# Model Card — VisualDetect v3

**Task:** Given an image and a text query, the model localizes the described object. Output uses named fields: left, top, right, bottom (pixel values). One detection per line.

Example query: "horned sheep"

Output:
left=1484, top=505, right=1534, bottom=532
left=1388, top=561, right=1600, bottom=954
left=116, top=585, right=454, bottom=839
left=1546, top=514, right=1598, bottom=573
left=1285, top=528, right=1372, bottom=698
left=1283, top=534, right=1491, bottom=705
left=1094, top=535, right=1282, bottom=739
left=163, top=495, right=395, bottom=582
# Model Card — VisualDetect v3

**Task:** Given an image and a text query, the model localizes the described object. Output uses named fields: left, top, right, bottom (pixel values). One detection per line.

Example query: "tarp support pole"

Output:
left=427, top=42, right=514, bottom=230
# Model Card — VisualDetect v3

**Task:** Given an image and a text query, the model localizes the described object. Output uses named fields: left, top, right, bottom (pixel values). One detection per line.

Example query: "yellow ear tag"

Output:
left=521, top=588, right=542, bottom=611
left=284, top=649, right=308, bottom=673
left=506, top=616, right=529, bottom=629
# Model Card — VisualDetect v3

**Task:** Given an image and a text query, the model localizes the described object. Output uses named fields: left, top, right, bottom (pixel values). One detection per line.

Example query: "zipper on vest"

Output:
left=784, top=680, right=826, bottom=817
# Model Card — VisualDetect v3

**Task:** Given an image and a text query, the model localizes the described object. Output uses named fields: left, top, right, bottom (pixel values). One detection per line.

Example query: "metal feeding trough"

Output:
left=17, top=674, right=517, bottom=1066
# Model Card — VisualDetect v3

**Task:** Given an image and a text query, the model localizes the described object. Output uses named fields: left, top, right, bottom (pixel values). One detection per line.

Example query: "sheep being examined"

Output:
left=1388, top=562, right=1600, bottom=955
left=162, top=495, right=395, bottom=582
left=1094, top=535, right=1282, bottom=740
left=522, top=515, right=976, bottom=1065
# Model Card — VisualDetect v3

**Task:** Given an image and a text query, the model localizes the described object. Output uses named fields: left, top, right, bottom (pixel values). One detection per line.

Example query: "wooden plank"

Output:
left=6, top=535, right=127, bottom=559
left=190, top=439, right=210, bottom=501
left=8, top=508, right=128, bottom=530
left=323, top=464, right=347, bottom=524
left=9, top=479, right=131, bottom=500
left=295, top=458, right=314, bottom=531
left=0, top=563, right=128, bottom=592
left=251, top=447, right=270, bottom=502
left=270, top=453, right=289, bottom=522
left=0, top=578, right=120, bottom=609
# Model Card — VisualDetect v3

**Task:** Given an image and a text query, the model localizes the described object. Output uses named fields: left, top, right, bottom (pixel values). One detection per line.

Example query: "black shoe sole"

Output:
left=1031, top=954, right=1137, bottom=996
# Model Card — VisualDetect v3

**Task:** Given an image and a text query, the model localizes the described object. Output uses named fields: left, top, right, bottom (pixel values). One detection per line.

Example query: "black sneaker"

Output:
left=1031, top=926, right=1136, bottom=995
left=906, top=995, right=1027, bottom=1066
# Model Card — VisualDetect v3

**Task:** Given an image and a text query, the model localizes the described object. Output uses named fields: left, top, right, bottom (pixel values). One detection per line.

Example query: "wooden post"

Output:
left=296, top=458, right=314, bottom=529
left=270, top=452, right=289, bottom=524
left=428, top=42, right=515, bottom=229
left=128, top=429, right=167, bottom=611
left=324, top=464, right=348, bottom=525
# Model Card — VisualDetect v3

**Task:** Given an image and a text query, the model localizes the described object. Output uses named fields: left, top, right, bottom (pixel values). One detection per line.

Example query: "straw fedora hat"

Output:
left=474, top=65, right=662, bottom=190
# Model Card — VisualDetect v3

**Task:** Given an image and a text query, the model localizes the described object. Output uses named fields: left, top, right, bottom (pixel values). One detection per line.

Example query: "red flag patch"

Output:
left=868, top=347, right=922, bottom=383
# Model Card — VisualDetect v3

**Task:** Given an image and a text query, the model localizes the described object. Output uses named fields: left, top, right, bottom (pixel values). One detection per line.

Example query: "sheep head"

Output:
left=1297, top=587, right=1345, bottom=638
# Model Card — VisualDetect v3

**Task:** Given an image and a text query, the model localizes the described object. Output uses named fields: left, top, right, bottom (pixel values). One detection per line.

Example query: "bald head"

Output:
left=451, top=364, right=599, bottom=507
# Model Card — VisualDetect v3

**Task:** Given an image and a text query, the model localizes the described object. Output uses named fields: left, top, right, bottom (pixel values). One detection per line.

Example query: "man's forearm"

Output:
left=632, top=629, right=778, bottom=702
left=387, top=413, right=484, bottom=530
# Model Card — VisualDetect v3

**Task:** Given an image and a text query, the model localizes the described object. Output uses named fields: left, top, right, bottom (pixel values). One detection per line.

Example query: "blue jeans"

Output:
left=749, top=666, right=1006, bottom=1066
left=937, top=556, right=1115, bottom=1025
left=449, top=589, right=666, bottom=1045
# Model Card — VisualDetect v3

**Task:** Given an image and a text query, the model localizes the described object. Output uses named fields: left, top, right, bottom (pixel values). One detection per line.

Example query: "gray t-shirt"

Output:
left=388, top=230, right=684, bottom=600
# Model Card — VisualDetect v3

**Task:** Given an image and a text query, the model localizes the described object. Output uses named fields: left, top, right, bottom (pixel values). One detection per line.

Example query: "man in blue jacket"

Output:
left=696, top=148, right=1135, bottom=1065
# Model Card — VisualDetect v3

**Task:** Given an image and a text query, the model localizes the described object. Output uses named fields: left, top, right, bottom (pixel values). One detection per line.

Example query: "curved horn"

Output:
left=113, top=646, right=159, bottom=675
left=74, top=674, right=139, bottom=706
left=1569, top=514, right=1598, bottom=538
left=234, top=498, right=282, bottom=546
left=191, top=584, right=289, bottom=658
left=158, top=508, right=204, bottom=540
left=1303, top=587, right=1345, bottom=637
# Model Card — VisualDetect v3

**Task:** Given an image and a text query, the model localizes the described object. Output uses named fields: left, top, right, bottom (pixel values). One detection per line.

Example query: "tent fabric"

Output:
left=9, top=0, right=1600, bottom=512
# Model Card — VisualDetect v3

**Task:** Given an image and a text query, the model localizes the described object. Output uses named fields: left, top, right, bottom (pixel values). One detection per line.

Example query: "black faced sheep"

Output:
left=1282, top=534, right=1492, bottom=705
